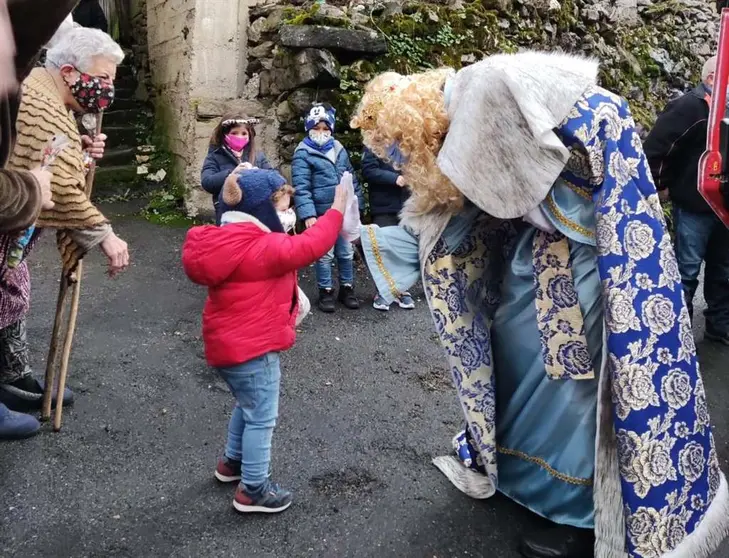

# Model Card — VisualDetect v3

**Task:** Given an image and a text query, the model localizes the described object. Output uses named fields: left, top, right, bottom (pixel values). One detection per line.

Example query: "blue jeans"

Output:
left=217, top=353, right=281, bottom=488
left=674, top=207, right=729, bottom=334
left=314, top=234, right=354, bottom=290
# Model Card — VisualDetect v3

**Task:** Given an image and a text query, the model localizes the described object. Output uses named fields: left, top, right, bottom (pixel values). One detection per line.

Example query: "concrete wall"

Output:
left=147, top=0, right=276, bottom=218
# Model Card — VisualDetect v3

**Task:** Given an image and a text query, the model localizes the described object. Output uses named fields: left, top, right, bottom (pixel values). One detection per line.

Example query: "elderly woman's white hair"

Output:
left=45, top=26, right=124, bottom=72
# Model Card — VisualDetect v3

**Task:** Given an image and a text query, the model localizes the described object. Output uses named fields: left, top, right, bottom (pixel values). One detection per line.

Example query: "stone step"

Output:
left=114, top=75, right=137, bottom=91
left=113, top=86, right=136, bottom=101
left=103, top=109, right=137, bottom=127
left=103, top=125, right=138, bottom=149
left=99, top=145, right=137, bottom=166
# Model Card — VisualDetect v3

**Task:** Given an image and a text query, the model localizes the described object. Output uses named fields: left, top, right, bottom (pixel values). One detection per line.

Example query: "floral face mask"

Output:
left=65, top=70, right=115, bottom=113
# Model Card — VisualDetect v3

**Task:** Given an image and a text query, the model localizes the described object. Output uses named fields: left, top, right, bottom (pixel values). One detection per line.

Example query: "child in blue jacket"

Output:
left=292, top=103, right=364, bottom=313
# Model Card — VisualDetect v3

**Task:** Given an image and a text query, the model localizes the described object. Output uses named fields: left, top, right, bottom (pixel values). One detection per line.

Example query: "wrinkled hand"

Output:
left=100, top=232, right=129, bottom=278
left=81, top=133, right=107, bottom=160
left=29, top=167, right=54, bottom=210
left=396, top=175, right=407, bottom=188
left=305, top=217, right=317, bottom=229
left=331, top=183, right=350, bottom=215
left=235, top=162, right=254, bottom=173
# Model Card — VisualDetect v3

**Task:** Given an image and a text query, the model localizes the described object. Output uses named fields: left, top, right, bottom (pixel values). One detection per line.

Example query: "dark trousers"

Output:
left=674, top=207, right=729, bottom=334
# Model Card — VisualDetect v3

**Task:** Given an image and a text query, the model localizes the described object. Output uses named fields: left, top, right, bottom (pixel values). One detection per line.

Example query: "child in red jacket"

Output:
left=182, top=169, right=348, bottom=514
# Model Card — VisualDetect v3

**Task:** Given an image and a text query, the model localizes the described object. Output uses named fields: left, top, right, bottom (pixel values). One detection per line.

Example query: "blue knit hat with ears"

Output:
left=304, top=103, right=336, bottom=133
left=219, top=169, right=286, bottom=233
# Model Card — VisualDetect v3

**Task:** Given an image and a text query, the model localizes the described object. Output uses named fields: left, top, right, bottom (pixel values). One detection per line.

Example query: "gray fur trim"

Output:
left=437, top=51, right=599, bottom=220
left=594, top=329, right=629, bottom=558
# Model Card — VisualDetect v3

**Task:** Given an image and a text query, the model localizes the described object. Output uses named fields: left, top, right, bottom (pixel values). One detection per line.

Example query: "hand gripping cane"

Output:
left=42, top=113, right=104, bottom=431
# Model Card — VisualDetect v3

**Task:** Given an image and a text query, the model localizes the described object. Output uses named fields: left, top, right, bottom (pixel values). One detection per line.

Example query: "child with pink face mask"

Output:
left=201, top=113, right=272, bottom=224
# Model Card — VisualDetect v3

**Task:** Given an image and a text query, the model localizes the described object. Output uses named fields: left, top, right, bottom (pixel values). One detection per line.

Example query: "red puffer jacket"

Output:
left=182, top=209, right=343, bottom=367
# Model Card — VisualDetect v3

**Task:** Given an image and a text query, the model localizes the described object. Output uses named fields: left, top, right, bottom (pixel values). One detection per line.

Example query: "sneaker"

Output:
left=0, top=375, right=74, bottom=413
left=0, top=403, right=40, bottom=440
left=318, top=289, right=336, bottom=313
left=373, top=295, right=390, bottom=311
left=397, top=293, right=416, bottom=310
left=214, top=456, right=242, bottom=483
left=338, top=285, right=360, bottom=309
left=233, top=481, right=293, bottom=514
left=705, top=328, right=729, bottom=346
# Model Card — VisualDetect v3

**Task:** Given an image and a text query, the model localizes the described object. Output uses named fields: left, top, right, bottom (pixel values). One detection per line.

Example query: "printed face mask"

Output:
left=225, top=134, right=249, bottom=152
left=65, top=70, right=115, bottom=113
left=308, top=129, right=332, bottom=146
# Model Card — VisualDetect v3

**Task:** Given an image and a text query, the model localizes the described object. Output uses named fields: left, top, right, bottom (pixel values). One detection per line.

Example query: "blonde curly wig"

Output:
left=350, top=68, right=464, bottom=215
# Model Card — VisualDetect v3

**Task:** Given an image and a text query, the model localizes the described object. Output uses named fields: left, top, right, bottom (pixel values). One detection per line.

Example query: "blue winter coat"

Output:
left=200, top=145, right=271, bottom=223
left=291, top=141, right=364, bottom=221
left=361, top=148, right=409, bottom=216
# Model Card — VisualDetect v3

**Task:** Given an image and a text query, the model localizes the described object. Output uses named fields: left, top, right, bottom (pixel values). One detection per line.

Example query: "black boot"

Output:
left=519, top=525, right=595, bottom=558
left=338, top=285, right=360, bottom=309
left=318, top=289, right=336, bottom=313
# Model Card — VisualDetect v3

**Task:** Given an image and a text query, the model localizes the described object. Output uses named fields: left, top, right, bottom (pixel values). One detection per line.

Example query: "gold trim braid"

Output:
left=366, top=225, right=402, bottom=300
left=497, top=445, right=593, bottom=486
left=545, top=195, right=594, bottom=239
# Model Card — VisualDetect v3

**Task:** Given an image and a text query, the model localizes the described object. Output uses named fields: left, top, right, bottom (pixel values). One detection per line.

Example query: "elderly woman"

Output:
left=0, top=25, right=130, bottom=434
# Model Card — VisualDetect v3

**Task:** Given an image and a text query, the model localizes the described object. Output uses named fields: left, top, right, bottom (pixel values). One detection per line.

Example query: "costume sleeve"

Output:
left=200, top=153, right=229, bottom=195
left=67, top=222, right=112, bottom=251
left=292, top=151, right=316, bottom=220
left=8, top=0, right=80, bottom=82
left=344, top=150, right=365, bottom=212
left=643, top=96, right=706, bottom=192
left=362, top=148, right=399, bottom=187
left=258, top=209, right=343, bottom=276
left=0, top=168, right=42, bottom=233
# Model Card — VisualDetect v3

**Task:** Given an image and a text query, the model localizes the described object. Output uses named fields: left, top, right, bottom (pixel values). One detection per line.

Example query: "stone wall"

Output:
left=148, top=0, right=721, bottom=218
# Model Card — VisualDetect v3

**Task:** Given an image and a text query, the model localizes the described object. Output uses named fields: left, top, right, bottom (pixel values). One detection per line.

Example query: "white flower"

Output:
left=566, top=148, right=591, bottom=179
left=708, top=445, right=720, bottom=501
left=677, top=307, right=697, bottom=363
left=636, top=273, right=655, bottom=290
left=657, top=348, right=674, bottom=365
left=661, top=368, right=692, bottom=410
left=674, top=422, right=690, bottom=439
left=654, top=513, right=687, bottom=554
left=631, top=438, right=677, bottom=498
left=587, top=139, right=605, bottom=184
left=628, top=507, right=662, bottom=553
left=614, top=361, right=660, bottom=419
left=694, top=379, right=710, bottom=430
left=625, top=221, right=657, bottom=260
left=691, top=494, right=705, bottom=510
left=596, top=207, right=623, bottom=256
left=631, top=131, right=643, bottom=154
left=678, top=441, right=706, bottom=483
left=607, top=287, right=640, bottom=333
left=595, top=102, right=624, bottom=141
left=659, top=236, right=682, bottom=289
left=608, top=151, right=640, bottom=189
left=641, top=294, right=676, bottom=335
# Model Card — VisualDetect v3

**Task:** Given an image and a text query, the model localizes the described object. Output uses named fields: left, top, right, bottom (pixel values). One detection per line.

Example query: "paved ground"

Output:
left=1, top=204, right=728, bottom=558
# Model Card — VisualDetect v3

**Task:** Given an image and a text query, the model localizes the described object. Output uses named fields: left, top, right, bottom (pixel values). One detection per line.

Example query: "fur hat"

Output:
left=304, top=103, right=336, bottom=133
left=220, top=169, right=287, bottom=233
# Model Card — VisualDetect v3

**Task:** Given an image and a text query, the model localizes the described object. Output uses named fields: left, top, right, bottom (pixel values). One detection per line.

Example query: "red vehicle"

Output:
left=698, top=8, right=729, bottom=228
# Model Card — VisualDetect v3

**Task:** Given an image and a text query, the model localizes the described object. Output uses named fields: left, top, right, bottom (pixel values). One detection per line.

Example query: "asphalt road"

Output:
left=1, top=204, right=728, bottom=558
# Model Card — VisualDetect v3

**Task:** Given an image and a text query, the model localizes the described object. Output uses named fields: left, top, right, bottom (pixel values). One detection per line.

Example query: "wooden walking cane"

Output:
left=41, top=113, right=104, bottom=430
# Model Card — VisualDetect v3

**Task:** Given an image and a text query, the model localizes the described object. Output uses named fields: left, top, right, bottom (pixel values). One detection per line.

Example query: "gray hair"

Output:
left=702, top=55, right=717, bottom=83
left=45, top=27, right=124, bottom=72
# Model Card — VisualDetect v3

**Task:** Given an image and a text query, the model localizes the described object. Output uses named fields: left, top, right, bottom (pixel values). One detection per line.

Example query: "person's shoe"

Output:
left=705, top=327, right=729, bottom=346
left=397, top=293, right=416, bottom=310
left=519, top=525, right=595, bottom=558
left=214, top=456, right=242, bottom=483
left=233, top=481, right=292, bottom=513
left=338, top=285, right=360, bottom=309
left=0, top=375, right=74, bottom=413
left=318, top=289, right=336, bottom=313
left=0, top=403, right=40, bottom=440
left=373, top=295, right=390, bottom=311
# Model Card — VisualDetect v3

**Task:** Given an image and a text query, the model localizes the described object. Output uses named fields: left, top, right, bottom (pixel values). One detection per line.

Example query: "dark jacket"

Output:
left=361, top=148, right=409, bottom=216
left=200, top=144, right=271, bottom=224
left=72, top=0, right=107, bottom=32
left=292, top=141, right=364, bottom=221
left=644, top=85, right=712, bottom=214
left=0, top=0, right=80, bottom=234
